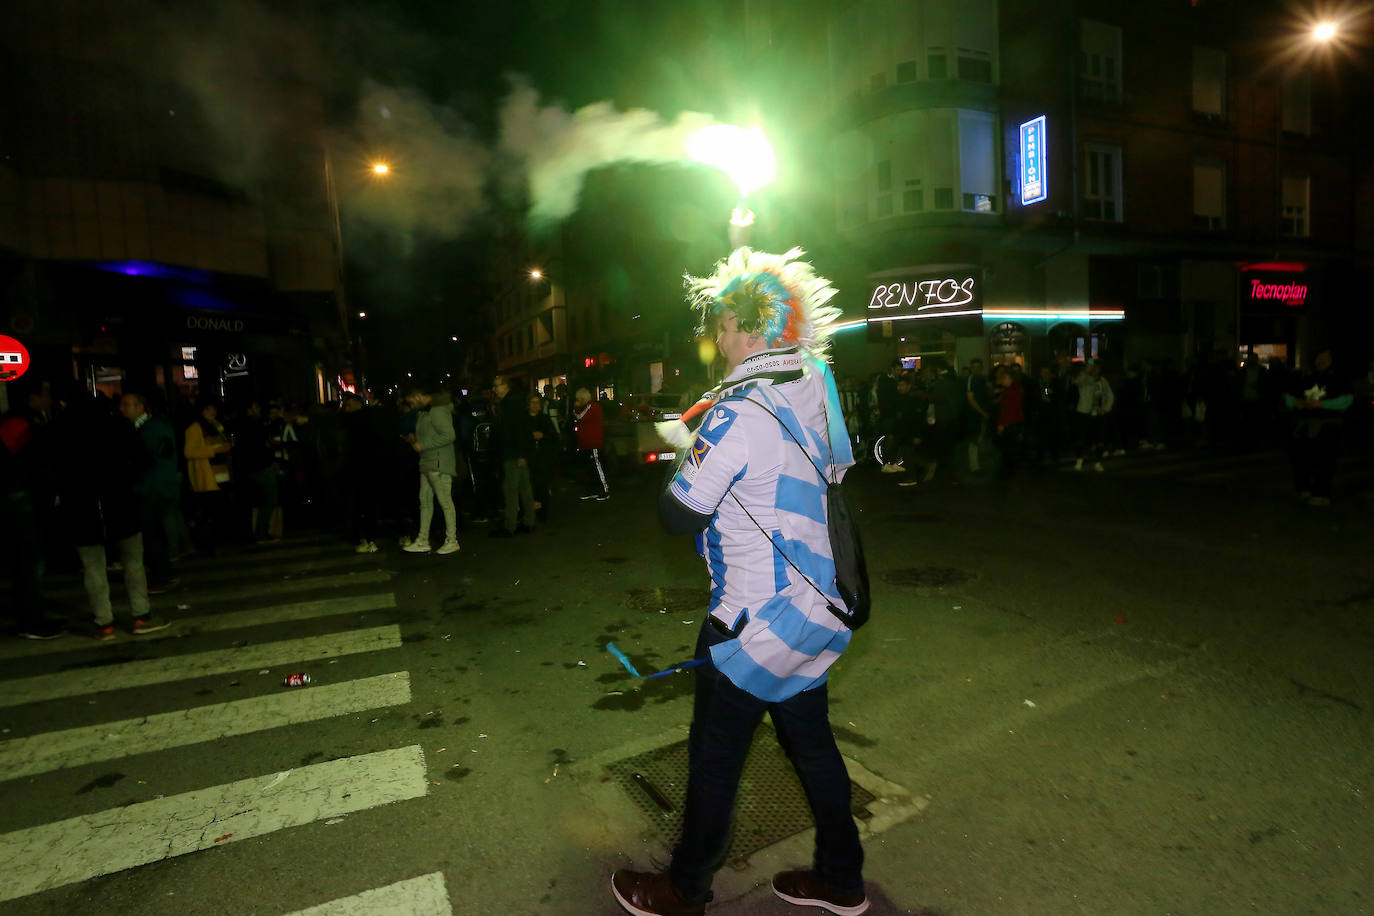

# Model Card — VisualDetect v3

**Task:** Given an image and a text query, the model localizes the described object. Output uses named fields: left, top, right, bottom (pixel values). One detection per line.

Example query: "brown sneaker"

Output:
left=610, top=870, right=705, bottom=916
left=772, top=869, right=869, bottom=915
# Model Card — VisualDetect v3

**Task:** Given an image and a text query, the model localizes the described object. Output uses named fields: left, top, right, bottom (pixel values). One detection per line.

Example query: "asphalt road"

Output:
left=1, top=443, right=1371, bottom=915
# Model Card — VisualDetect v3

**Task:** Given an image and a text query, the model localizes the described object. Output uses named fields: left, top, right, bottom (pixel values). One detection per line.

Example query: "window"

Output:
left=1079, top=20, right=1123, bottom=102
left=957, top=51, right=993, bottom=83
left=876, top=160, right=892, bottom=192
left=1083, top=144, right=1122, bottom=222
left=1192, top=161, right=1225, bottom=229
left=1281, top=174, right=1309, bottom=237
left=874, top=159, right=892, bottom=218
left=903, top=188, right=924, bottom=211
left=928, top=51, right=948, bottom=79
left=959, top=110, right=996, bottom=213
left=896, top=60, right=918, bottom=83
left=1281, top=74, right=1311, bottom=135
left=1192, top=47, right=1226, bottom=117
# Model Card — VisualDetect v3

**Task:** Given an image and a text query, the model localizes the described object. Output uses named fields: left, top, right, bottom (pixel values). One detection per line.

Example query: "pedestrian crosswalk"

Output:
left=0, top=537, right=450, bottom=911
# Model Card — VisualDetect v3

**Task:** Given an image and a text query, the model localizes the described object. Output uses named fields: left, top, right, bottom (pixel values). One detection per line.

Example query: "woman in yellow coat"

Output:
left=184, top=402, right=234, bottom=552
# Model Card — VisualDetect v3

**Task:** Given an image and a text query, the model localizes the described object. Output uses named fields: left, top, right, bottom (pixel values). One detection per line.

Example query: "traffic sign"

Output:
left=0, top=335, right=31, bottom=382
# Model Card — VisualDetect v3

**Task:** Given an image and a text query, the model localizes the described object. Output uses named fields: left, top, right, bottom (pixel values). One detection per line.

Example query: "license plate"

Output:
left=657, top=451, right=677, bottom=460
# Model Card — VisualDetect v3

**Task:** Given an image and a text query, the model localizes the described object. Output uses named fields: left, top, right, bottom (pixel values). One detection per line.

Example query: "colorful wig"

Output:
left=685, top=247, right=841, bottom=361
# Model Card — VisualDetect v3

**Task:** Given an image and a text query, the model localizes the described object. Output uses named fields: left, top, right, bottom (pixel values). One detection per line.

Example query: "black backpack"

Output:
left=725, top=394, right=871, bottom=630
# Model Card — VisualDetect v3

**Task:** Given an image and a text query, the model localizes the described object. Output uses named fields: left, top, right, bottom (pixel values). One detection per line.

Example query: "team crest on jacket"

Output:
left=690, top=406, right=737, bottom=467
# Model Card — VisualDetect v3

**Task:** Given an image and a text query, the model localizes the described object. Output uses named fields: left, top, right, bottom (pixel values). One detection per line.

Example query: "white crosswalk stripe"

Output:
left=0, top=745, right=429, bottom=904
left=0, top=624, right=402, bottom=708
left=0, top=593, right=398, bottom=660
left=283, top=872, right=453, bottom=916
left=0, top=672, right=412, bottom=780
left=0, top=542, right=438, bottom=909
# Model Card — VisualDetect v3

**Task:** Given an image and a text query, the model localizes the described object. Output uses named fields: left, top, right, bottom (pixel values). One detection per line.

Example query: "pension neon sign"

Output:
left=1019, top=115, right=1047, bottom=205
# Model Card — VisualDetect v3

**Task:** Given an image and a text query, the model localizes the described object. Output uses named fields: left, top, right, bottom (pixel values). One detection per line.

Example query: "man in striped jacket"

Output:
left=613, top=249, right=868, bottom=916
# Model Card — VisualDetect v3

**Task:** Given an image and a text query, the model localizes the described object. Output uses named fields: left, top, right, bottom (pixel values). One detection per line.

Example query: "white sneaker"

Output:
left=880, top=463, right=906, bottom=474
left=435, top=540, right=460, bottom=555
left=1093, top=461, right=1105, bottom=472
left=355, top=540, right=378, bottom=554
left=1074, top=458, right=1084, bottom=471
left=402, top=541, right=431, bottom=553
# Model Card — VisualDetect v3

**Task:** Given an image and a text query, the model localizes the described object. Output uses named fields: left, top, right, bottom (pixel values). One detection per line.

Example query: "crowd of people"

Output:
left=0, top=373, right=613, bottom=642
left=840, top=347, right=1364, bottom=505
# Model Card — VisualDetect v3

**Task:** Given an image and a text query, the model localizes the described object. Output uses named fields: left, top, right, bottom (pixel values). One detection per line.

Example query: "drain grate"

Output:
left=606, top=726, right=876, bottom=862
left=625, top=587, right=708, bottom=614
left=884, top=566, right=974, bottom=587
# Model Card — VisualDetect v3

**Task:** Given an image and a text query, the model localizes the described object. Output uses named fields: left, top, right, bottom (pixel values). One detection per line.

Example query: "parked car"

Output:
left=605, top=392, right=688, bottom=470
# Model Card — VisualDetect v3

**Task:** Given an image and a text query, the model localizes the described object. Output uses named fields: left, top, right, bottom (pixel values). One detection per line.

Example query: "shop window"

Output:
left=1192, top=161, right=1225, bottom=230
left=1079, top=20, right=1123, bottom=102
left=1192, top=47, right=1226, bottom=117
left=1281, top=174, right=1309, bottom=237
left=1083, top=144, right=1122, bottom=222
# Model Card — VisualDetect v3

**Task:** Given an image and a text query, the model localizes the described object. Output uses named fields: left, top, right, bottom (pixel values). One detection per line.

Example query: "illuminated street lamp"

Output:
left=529, top=268, right=543, bottom=281
left=687, top=124, right=778, bottom=250
left=1313, top=21, right=1337, bottom=42
left=372, top=162, right=390, bottom=175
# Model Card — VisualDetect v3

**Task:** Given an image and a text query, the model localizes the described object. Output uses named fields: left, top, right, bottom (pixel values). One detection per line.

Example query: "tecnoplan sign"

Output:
left=1019, top=115, right=1047, bottom=205
left=867, top=269, right=983, bottom=323
left=1247, top=275, right=1308, bottom=308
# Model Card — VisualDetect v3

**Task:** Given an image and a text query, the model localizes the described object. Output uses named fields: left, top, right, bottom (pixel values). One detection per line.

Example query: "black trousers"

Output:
left=669, top=622, right=863, bottom=902
left=1291, top=423, right=1340, bottom=498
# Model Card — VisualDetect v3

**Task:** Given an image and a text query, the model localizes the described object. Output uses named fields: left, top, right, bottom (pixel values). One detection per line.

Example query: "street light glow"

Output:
left=357, top=311, right=366, bottom=318
left=687, top=124, right=777, bottom=196
left=1313, top=21, right=1336, bottom=41
left=529, top=269, right=543, bottom=280
left=372, top=162, right=390, bottom=175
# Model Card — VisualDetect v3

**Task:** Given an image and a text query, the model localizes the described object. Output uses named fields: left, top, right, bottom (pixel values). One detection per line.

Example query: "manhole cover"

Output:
left=606, top=726, right=876, bottom=861
left=884, top=566, right=974, bottom=587
left=626, top=587, right=708, bottom=614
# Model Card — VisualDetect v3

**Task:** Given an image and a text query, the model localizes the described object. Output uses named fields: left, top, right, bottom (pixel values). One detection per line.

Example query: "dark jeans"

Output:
left=2, top=489, right=46, bottom=627
left=1291, top=422, right=1340, bottom=498
left=250, top=468, right=279, bottom=541
left=139, top=493, right=175, bottom=584
left=670, top=622, right=864, bottom=902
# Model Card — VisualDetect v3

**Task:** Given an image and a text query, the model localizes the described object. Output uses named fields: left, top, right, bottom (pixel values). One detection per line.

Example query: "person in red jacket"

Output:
left=572, top=387, right=609, bottom=501
left=994, top=365, right=1026, bottom=477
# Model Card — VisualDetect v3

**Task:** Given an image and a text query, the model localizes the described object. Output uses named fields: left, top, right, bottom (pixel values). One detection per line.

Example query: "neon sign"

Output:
left=868, top=277, right=979, bottom=312
left=1019, top=116, right=1047, bottom=205
left=1248, top=278, right=1307, bottom=307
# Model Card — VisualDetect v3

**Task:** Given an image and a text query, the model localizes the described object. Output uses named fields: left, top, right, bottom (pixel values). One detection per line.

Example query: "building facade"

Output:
left=823, top=0, right=1373, bottom=376
left=0, top=0, right=349, bottom=410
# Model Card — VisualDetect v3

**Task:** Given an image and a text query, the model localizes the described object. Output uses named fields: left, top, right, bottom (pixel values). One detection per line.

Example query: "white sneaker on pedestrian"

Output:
left=880, top=463, right=906, bottom=474
left=1093, top=461, right=1105, bottom=472
left=355, top=540, right=378, bottom=554
left=403, top=540, right=431, bottom=553
left=435, top=540, right=460, bottom=555
left=1074, top=458, right=1084, bottom=471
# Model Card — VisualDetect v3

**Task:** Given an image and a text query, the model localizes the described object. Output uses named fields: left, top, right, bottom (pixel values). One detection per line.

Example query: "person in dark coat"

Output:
left=119, top=393, right=180, bottom=593
left=52, top=392, right=169, bottom=639
left=490, top=375, right=536, bottom=537
left=527, top=393, right=558, bottom=521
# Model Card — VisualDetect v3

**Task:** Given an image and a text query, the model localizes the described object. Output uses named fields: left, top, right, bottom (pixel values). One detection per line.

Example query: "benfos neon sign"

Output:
left=1248, top=278, right=1307, bottom=307
left=868, top=277, right=979, bottom=312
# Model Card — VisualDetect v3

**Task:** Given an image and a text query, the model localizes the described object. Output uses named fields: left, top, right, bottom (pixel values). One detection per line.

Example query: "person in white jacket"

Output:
left=1072, top=361, right=1115, bottom=472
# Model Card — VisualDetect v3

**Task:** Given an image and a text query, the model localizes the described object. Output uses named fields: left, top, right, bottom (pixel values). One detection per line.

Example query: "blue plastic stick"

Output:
left=605, top=641, right=642, bottom=678
left=645, top=657, right=708, bottom=680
